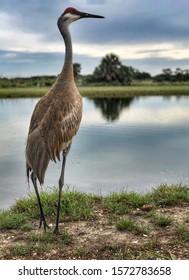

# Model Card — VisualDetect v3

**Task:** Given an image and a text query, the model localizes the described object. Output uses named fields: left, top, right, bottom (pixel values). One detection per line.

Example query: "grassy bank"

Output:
left=1, top=84, right=189, bottom=98
left=1, top=184, right=189, bottom=259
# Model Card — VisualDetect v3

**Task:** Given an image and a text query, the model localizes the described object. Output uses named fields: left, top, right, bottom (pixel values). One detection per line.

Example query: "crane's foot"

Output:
left=53, top=226, right=61, bottom=235
left=39, top=216, right=50, bottom=232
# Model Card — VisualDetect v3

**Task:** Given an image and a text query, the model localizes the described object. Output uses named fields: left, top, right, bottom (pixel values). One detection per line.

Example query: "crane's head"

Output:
left=58, top=7, right=104, bottom=26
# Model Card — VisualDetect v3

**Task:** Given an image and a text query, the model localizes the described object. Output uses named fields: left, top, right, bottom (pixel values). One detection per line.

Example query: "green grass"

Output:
left=0, top=84, right=189, bottom=98
left=80, top=85, right=189, bottom=98
left=10, top=230, right=72, bottom=258
left=102, top=191, right=149, bottom=214
left=149, top=212, right=172, bottom=227
left=148, top=184, right=189, bottom=206
left=11, top=188, right=96, bottom=222
left=0, top=210, right=31, bottom=230
left=8, top=184, right=189, bottom=224
left=75, top=246, right=88, bottom=258
left=175, top=224, right=189, bottom=243
left=116, top=217, right=148, bottom=234
left=10, top=187, right=149, bottom=222
left=1, top=184, right=189, bottom=259
left=0, top=87, right=48, bottom=98
left=12, top=244, right=35, bottom=257
left=30, top=229, right=72, bottom=245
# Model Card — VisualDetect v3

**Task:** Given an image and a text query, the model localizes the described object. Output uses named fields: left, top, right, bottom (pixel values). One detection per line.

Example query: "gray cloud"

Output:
left=1, top=0, right=189, bottom=43
left=1, top=0, right=189, bottom=76
left=3, top=0, right=189, bottom=44
left=0, top=50, right=102, bottom=76
left=73, top=9, right=189, bottom=45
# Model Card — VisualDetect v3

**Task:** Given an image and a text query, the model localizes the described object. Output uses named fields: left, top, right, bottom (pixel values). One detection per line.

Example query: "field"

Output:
left=1, top=184, right=189, bottom=260
left=0, top=84, right=189, bottom=98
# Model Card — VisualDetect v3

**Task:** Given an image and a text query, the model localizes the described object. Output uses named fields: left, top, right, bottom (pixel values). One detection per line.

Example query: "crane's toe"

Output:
left=39, top=216, right=50, bottom=231
left=53, top=226, right=61, bottom=235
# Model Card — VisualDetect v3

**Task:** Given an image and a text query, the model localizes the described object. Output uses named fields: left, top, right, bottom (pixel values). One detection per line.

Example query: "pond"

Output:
left=0, top=96, right=189, bottom=209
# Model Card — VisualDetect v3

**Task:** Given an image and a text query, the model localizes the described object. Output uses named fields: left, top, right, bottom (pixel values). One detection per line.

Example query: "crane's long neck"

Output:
left=59, top=21, right=74, bottom=83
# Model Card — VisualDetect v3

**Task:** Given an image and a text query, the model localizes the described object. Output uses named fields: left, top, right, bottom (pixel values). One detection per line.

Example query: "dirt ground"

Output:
left=1, top=204, right=189, bottom=260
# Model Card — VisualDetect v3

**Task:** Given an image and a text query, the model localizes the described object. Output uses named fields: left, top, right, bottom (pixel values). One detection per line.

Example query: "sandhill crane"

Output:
left=26, top=7, right=104, bottom=234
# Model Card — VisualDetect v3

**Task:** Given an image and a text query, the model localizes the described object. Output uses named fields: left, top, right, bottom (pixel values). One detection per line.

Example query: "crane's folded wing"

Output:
left=40, top=97, right=82, bottom=162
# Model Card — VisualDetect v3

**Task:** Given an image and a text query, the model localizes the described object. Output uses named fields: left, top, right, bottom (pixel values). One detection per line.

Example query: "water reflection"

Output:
left=163, top=95, right=189, bottom=101
left=91, top=97, right=134, bottom=122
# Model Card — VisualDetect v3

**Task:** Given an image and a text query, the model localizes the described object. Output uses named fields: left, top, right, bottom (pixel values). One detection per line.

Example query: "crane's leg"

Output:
left=53, top=144, right=71, bottom=234
left=31, top=172, right=49, bottom=231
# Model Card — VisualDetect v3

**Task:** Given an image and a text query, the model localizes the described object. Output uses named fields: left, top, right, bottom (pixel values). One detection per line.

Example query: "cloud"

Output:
left=0, top=12, right=45, bottom=52
left=119, top=98, right=189, bottom=126
left=0, top=49, right=103, bottom=76
left=1, top=11, right=188, bottom=62
left=1, top=0, right=189, bottom=76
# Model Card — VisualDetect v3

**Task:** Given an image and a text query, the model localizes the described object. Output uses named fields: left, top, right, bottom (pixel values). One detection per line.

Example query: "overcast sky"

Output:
left=1, top=0, right=189, bottom=77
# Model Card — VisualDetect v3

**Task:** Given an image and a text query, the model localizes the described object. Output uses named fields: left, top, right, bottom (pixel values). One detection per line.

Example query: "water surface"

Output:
left=0, top=96, right=189, bottom=209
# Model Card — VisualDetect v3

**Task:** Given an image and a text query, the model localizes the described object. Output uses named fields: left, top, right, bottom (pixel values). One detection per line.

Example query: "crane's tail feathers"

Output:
left=26, top=165, right=31, bottom=187
left=26, top=133, right=50, bottom=185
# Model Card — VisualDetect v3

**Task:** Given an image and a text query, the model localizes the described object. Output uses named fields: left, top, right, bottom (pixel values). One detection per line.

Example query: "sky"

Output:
left=1, top=0, right=189, bottom=77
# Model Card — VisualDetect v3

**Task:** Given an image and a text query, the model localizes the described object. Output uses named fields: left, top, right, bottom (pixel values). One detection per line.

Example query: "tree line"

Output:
left=0, top=53, right=189, bottom=88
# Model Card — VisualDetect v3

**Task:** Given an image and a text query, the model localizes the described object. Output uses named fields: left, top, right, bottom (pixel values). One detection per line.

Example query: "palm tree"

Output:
left=94, top=53, right=121, bottom=83
left=93, top=98, right=134, bottom=122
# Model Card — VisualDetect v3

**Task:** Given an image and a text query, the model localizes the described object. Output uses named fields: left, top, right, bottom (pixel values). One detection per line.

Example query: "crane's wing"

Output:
left=28, top=93, right=53, bottom=134
left=40, top=95, right=82, bottom=162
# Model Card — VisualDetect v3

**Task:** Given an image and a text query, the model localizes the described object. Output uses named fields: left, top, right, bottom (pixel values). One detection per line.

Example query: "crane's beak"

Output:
left=78, top=11, right=104, bottom=19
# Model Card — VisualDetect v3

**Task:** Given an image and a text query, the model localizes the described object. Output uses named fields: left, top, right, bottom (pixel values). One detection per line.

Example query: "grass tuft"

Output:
left=11, top=188, right=96, bottom=221
left=175, top=224, right=189, bottom=243
left=10, top=229, right=72, bottom=258
left=30, top=229, right=72, bottom=245
left=148, top=184, right=189, bottom=206
left=103, top=191, right=149, bottom=214
left=116, top=217, right=148, bottom=235
left=0, top=210, right=30, bottom=230
left=149, top=212, right=172, bottom=227
left=12, top=244, right=34, bottom=257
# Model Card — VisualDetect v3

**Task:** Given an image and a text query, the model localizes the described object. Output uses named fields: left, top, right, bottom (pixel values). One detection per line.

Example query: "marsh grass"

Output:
left=1, top=85, right=189, bottom=98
